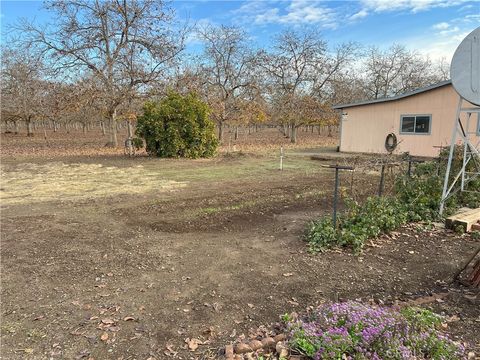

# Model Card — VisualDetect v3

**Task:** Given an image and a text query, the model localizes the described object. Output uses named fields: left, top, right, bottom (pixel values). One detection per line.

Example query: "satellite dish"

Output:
left=450, top=27, right=480, bottom=106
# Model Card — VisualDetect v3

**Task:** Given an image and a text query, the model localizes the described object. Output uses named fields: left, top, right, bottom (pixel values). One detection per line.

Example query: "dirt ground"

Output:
left=1, top=130, right=479, bottom=359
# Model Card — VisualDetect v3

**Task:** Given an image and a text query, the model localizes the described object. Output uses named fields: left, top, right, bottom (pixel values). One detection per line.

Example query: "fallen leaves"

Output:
left=164, top=344, right=178, bottom=357
left=185, top=338, right=202, bottom=351
left=101, top=318, right=115, bottom=325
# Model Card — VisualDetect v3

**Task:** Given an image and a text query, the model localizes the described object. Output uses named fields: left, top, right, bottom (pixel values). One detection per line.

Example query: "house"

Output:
left=333, top=80, right=480, bottom=157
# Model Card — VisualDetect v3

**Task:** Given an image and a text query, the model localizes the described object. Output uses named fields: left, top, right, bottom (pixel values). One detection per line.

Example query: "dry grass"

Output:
left=0, top=162, right=186, bottom=205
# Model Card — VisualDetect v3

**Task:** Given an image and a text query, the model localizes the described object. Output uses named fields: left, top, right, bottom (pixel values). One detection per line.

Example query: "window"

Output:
left=400, top=115, right=431, bottom=134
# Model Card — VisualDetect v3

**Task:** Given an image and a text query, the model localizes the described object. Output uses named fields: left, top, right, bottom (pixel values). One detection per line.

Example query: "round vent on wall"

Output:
left=450, top=27, right=480, bottom=106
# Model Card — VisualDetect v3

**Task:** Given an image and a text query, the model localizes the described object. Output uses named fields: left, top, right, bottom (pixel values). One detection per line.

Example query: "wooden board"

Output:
left=446, top=207, right=480, bottom=232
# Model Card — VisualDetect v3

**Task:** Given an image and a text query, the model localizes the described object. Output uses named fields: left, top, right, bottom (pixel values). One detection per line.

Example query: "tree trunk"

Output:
left=108, top=110, right=118, bottom=147
left=234, top=126, right=239, bottom=140
left=328, top=125, right=332, bottom=137
left=14, top=120, right=19, bottom=134
left=127, top=121, right=133, bottom=138
left=126, top=120, right=134, bottom=155
left=83, top=123, right=87, bottom=134
left=218, top=122, right=224, bottom=142
left=291, top=125, right=297, bottom=144
left=101, top=121, right=106, bottom=136
left=27, top=119, right=34, bottom=137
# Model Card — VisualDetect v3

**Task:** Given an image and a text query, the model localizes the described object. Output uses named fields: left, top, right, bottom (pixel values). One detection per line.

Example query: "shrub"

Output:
left=305, top=217, right=338, bottom=253
left=285, top=302, right=464, bottom=360
left=306, top=152, right=479, bottom=254
left=306, top=197, right=408, bottom=254
left=395, top=165, right=444, bottom=221
left=134, top=91, right=218, bottom=158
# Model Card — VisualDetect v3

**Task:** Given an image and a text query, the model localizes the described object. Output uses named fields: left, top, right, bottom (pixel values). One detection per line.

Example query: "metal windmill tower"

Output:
left=439, top=27, right=480, bottom=214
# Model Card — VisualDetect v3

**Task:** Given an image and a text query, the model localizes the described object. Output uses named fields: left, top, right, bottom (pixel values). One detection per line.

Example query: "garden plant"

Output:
left=306, top=148, right=480, bottom=254
left=284, top=302, right=464, bottom=359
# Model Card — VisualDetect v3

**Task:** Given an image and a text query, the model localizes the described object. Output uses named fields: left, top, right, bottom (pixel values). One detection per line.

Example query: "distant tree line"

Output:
left=0, top=0, right=450, bottom=145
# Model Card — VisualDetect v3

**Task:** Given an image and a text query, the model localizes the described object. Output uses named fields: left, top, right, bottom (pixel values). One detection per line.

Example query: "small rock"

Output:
left=234, top=355, right=244, bottom=360
left=280, top=348, right=288, bottom=358
left=225, top=344, right=234, bottom=359
left=261, top=337, right=275, bottom=349
left=245, top=353, right=255, bottom=360
left=276, top=341, right=286, bottom=354
left=274, top=334, right=286, bottom=342
left=467, top=352, right=475, bottom=359
left=235, top=343, right=253, bottom=354
left=249, top=340, right=263, bottom=351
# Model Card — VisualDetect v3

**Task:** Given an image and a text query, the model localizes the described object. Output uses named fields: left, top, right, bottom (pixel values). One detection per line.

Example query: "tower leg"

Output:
left=440, top=97, right=463, bottom=214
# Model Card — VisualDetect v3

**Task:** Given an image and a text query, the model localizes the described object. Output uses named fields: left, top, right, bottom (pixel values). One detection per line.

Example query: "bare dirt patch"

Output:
left=1, top=136, right=479, bottom=359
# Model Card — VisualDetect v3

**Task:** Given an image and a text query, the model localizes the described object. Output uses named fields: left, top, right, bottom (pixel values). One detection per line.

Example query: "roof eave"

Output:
left=333, top=80, right=452, bottom=110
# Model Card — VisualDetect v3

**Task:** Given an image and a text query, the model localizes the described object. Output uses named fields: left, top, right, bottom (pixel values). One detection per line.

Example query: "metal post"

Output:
left=461, top=112, right=471, bottom=191
left=407, top=160, right=412, bottom=177
left=440, top=97, right=463, bottom=214
left=378, top=164, right=385, bottom=196
left=333, top=167, right=339, bottom=228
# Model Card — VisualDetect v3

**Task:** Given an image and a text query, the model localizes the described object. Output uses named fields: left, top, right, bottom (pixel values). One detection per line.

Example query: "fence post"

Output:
left=326, top=164, right=354, bottom=228
left=280, top=146, right=284, bottom=171
left=378, top=164, right=385, bottom=196
left=333, top=167, right=340, bottom=228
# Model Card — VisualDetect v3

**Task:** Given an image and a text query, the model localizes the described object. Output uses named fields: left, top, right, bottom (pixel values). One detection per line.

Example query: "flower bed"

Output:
left=284, top=302, right=464, bottom=359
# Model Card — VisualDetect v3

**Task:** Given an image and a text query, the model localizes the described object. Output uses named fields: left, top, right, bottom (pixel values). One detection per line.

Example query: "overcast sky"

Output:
left=1, top=0, right=479, bottom=61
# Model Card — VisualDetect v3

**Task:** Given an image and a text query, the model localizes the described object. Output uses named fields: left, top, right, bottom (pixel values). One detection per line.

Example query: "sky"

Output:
left=1, top=0, right=479, bottom=61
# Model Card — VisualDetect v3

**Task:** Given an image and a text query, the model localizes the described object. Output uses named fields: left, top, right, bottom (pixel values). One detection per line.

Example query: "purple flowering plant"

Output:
left=283, top=302, right=464, bottom=359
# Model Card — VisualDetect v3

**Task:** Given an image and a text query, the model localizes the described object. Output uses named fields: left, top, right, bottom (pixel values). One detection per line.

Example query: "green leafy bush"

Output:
left=306, top=150, right=480, bottom=254
left=437, top=146, right=480, bottom=210
left=305, top=217, right=338, bottom=253
left=395, top=166, right=444, bottom=221
left=306, top=197, right=408, bottom=254
left=135, top=91, right=218, bottom=158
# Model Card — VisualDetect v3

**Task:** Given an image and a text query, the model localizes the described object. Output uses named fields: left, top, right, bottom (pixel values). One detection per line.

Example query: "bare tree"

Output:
left=361, top=44, right=446, bottom=100
left=311, top=41, right=360, bottom=101
left=197, top=24, right=253, bottom=142
left=1, top=47, right=45, bottom=136
left=18, top=0, right=186, bottom=147
left=329, top=72, right=369, bottom=105
left=258, top=29, right=346, bottom=143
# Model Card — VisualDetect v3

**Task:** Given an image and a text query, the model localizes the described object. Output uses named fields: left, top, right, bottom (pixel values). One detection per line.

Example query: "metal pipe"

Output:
left=440, top=97, right=463, bottom=214
left=333, top=167, right=339, bottom=228
left=378, top=164, right=385, bottom=196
